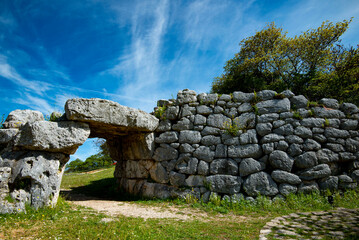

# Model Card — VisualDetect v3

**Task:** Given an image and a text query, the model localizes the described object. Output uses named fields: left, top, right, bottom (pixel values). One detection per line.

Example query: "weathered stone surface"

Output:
left=338, top=175, right=357, bottom=189
left=261, top=134, right=285, bottom=143
left=281, top=90, right=295, bottom=98
left=288, top=143, right=302, bottom=157
left=243, top=172, right=278, bottom=197
left=262, top=143, right=275, bottom=154
left=233, top=112, right=256, bottom=129
left=318, top=176, right=338, bottom=191
left=256, top=98, right=290, bottom=115
left=193, top=146, right=215, bottom=162
left=298, top=181, right=319, bottom=193
left=172, top=118, right=193, bottom=131
left=197, top=105, right=213, bottom=115
left=303, top=139, right=321, bottom=151
left=177, top=155, right=198, bottom=175
left=201, top=135, right=221, bottom=146
left=299, top=164, right=331, bottom=180
left=194, top=114, right=206, bottom=125
left=210, top=159, right=238, bottom=175
left=149, top=162, right=169, bottom=183
left=215, top=144, right=227, bottom=158
left=326, top=143, right=345, bottom=152
left=121, top=133, right=156, bottom=160
left=169, top=171, right=186, bottom=186
left=14, top=121, right=90, bottom=154
left=153, top=144, right=178, bottom=161
left=207, top=114, right=230, bottom=129
left=312, top=107, right=345, bottom=119
left=155, top=132, right=178, bottom=144
left=237, top=103, right=252, bottom=113
left=197, top=160, right=209, bottom=175
left=156, top=119, right=171, bottom=132
left=279, top=183, right=297, bottom=196
left=256, top=123, right=272, bottom=136
left=177, top=89, right=197, bottom=105
left=324, top=128, right=350, bottom=138
left=116, top=160, right=153, bottom=179
left=319, top=98, right=339, bottom=109
left=294, top=126, right=312, bottom=138
left=65, top=98, right=159, bottom=137
left=206, top=175, right=243, bottom=194
left=340, top=103, right=359, bottom=115
left=285, top=135, right=304, bottom=144
left=1, top=151, right=69, bottom=211
left=276, top=140, right=289, bottom=151
left=301, top=118, right=325, bottom=128
left=239, top=129, right=258, bottom=144
left=269, top=150, right=294, bottom=172
left=345, top=138, right=359, bottom=152
left=3, top=110, right=44, bottom=129
left=340, top=119, right=358, bottom=130
left=316, top=149, right=339, bottom=163
left=0, top=129, right=18, bottom=145
left=271, top=170, right=301, bottom=185
left=257, top=113, right=279, bottom=123
left=179, top=130, right=201, bottom=144
left=273, top=124, right=294, bottom=136
left=257, top=90, right=276, bottom=100
left=295, top=152, right=318, bottom=168
left=232, top=91, right=254, bottom=103
left=239, top=158, right=265, bottom=177
left=185, top=175, right=205, bottom=187
left=228, top=144, right=262, bottom=158
left=290, top=95, right=308, bottom=109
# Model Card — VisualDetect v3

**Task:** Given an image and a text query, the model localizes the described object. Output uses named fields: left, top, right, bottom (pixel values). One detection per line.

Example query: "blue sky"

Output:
left=1, top=0, right=358, bottom=161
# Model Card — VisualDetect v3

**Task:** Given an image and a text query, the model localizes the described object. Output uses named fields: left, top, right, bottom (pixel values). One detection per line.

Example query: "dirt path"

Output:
left=61, top=190, right=211, bottom=221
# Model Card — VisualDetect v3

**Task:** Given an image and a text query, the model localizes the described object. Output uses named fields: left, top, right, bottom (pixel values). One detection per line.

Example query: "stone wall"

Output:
left=116, top=89, right=359, bottom=202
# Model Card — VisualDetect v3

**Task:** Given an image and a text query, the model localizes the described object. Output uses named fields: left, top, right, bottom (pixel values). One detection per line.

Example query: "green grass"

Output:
left=1, top=166, right=359, bottom=239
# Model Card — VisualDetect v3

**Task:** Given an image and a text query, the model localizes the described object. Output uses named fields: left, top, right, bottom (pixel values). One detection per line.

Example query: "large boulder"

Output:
left=243, top=171, right=278, bottom=197
left=3, top=110, right=44, bottom=129
left=13, top=121, right=90, bottom=155
left=206, top=175, right=243, bottom=194
left=65, top=98, right=159, bottom=138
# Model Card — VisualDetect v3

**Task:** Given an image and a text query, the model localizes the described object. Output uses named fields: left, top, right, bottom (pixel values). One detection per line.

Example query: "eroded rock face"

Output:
left=65, top=98, right=159, bottom=138
left=3, top=110, right=44, bottom=129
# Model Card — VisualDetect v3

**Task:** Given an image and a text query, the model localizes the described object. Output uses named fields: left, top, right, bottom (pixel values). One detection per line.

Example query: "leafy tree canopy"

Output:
left=212, top=19, right=359, bottom=105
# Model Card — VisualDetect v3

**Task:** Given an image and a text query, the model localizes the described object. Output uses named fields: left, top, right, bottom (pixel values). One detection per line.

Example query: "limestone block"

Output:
left=149, top=162, right=169, bottom=183
left=206, top=175, right=243, bottom=194
left=299, top=164, right=331, bottom=180
left=340, top=119, right=358, bottom=130
left=261, top=134, right=285, bottom=143
left=243, top=171, right=278, bottom=197
left=295, top=152, right=318, bottom=168
left=210, top=159, right=238, bottom=175
left=0, top=129, right=18, bottom=145
left=303, top=139, right=321, bottom=151
left=256, top=123, right=272, bottom=136
left=290, top=95, right=308, bottom=109
left=294, top=126, right=312, bottom=138
left=169, top=171, right=186, bottom=186
left=239, top=129, right=258, bottom=145
left=279, top=183, right=297, bottom=196
left=3, top=110, right=44, bottom=129
left=233, top=112, right=256, bottom=129
left=155, top=132, right=178, bottom=144
left=256, top=98, right=290, bottom=115
left=269, top=150, right=294, bottom=172
left=207, top=114, right=230, bottom=129
left=232, top=91, right=254, bottom=103
left=257, top=113, right=279, bottom=123
left=316, top=149, right=339, bottom=163
left=298, top=182, right=319, bottom=194
left=193, top=146, right=215, bottom=162
left=340, top=103, right=359, bottom=115
left=228, top=144, right=262, bottom=158
left=273, top=124, right=294, bottom=136
left=319, top=98, right=339, bottom=109
left=300, top=118, right=325, bottom=128
left=271, top=170, right=301, bottom=185
left=312, top=107, right=345, bottom=119
left=153, top=144, right=178, bottom=161
left=257, top=90, right=276, bottom=100
left=179, top=130, right=201, bottom=144
left=14, top=121, right=90, bottom=155
left=239, top=158, right=265, bottom=177
left=172, top=118, right=193, bottom=131
left=318, top=176, right=338, bottom=191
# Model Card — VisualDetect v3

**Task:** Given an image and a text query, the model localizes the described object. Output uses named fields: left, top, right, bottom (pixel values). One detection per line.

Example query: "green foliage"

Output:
left=307, top=101, right=319, bottom=108
left=273, top=93, right=285, bottom=99
left=223, top=119, right=241, bottom=136
left=4, top=195, right=15, bottom=203
left=323, top=118, right=330, bottom=127
left=292, top=111, right=303, bottom=120
left=0, top=114, right=5, bottom=129
left=212, top=19, right=359, bottom=105
left=154, top=106, right=167, bottom=119
left=65, top=153, right=113, bottom=173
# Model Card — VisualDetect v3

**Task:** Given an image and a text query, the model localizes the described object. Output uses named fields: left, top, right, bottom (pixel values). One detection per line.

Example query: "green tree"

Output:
left=212, top=19, right=358, bottom=104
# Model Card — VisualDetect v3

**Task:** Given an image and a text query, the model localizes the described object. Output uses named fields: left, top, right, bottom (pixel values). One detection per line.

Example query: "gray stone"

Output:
left=328, top=118, right=340, bottom=128
left=338, top=175, right=357, bottom=189
left=271, top=170, right=301, bottom=185
left=345, top=138, right=359, bottom=152
left=243, top=172, right=278, bottom=197
left=312, top=127, right=325, bottom=134
left=316, top=149, right=339, bottom=163
left=210, top=159, right=238, bottom=175
left=172, top=118, right=193, bottom=131
left=324, top=128, right=350, bottom=138
left=340, top=103, right=359, bottom=115
left=279, top=183, right=297, bottom=196
left=288, top=143, right=302, bottom=157
left=276, top=140, right=289, bottom=151
left=239, top=129, right=258, bottom=144
left=262, top=143, right=275, bottom=154
left=215, top=144, right=227, bottom=158
left=298, top=182, right=319, bottom=193
left=185, top=175, right=205, bottom=187
left=340, top=119, right=358, bottom=130
left=237, top=103, right=252, bottom=113
left=180, top=105, right=196, bottom=118
left=149, top=162, right=169, bottom=183
left=207, top=114, right=230, bottom=129
left=256, top=123, right=272, bottom=136
left=177, top=89, right=197, bottom=105
left=177, top=156, right=198, bottom=175
left=206, top=175, right=243, bottom=194
left=326, top=143, right=345, bottom=152
left=169, top=171, right=186, bottom=186
left=65, top=98, right=159, bottom=137
left=156, top=119, right=171, bottom=132
left=194, top=114, right=207, bottom=125
left=295, top=152, right=318, bottom=168
left=351, top=170, right=359, bottom=182
left=198, top=161, right=209, bottom=175
left=3, top=110, right=44, bottom=129
left=239, top=158, right=265, bottom=177
left=153, top=144, right=178, bottom=161
left=272, top=120, right=285, bottom=128
left=261, top=134, right=285, bottom=143
left=14, top=121, right=90, bottom=155
left=0, top=129, right=18, bottom=145
left=301, top=118, right=325, bottom=128
left=285, top=135, right=304, bottom=144
left=222, top=134, right=240, bottom=145
left=197, top=105, right=213, bottom=115
left=201, top=135, right=221, bottom=146
left=299, top=164, right=331, bottom=180
left=179, top=130, right=201, bottom=144
left=162, top=106, right=180, bottom=121
left=155, top=132, right=178, bottom=144
left=339, top=152, right=356, bottom=161
left=233, top=112, right=256, bottom=129
left=280, top=112, right=294, bottom=119
left=228, top=144, right=262, bottom=158
left=281, top=90, right=294, bottom=98
left=269, top=150, right=294, bottom=172
left=218, top=94, right=232, bottom=101
left=313, top=134, right=327, bottom=143
left=214, top=106, right=224, bottom=114
left=303, top=139, right=321, bottom=151
left=193, top=146, right=215, bottom=162
left=116, top=160, right=153, bottom=178
left=201, top=126, right=221, bottom=136
left=273, top=124, right=294, bottom=136
left=318, top=176, right=338, bottom=191
left=232, top=91, right=254, bottom=103
left=294, top=126, right=312, bottom=138
left=312, top=107, right=345, bottom=119
left=257, top=90, right=276, bottom=100
left=290, top=95, right=308, bottom=109
left=256, top=98, right=290, bottom=114
left=179, top=143, right=195, bottom=153
left=257, top=113, right=279, bottom=123
left=223, top=107, right=238, bottom=118
left=319, top=98, right=339, bottom=109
